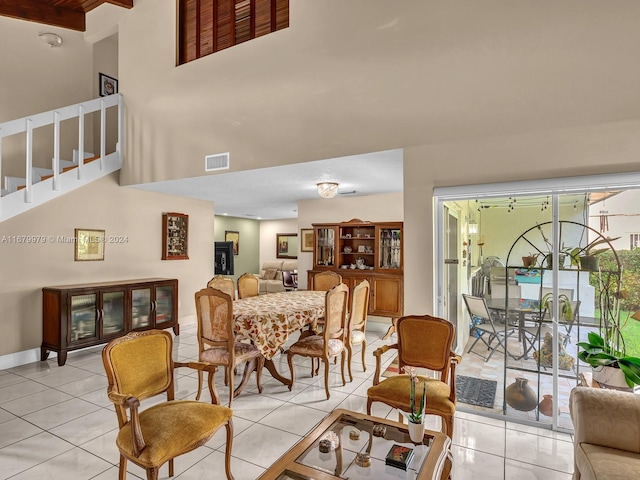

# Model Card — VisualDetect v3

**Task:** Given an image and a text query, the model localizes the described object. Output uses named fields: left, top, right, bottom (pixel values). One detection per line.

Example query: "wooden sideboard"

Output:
left=308, top=219, right=403, bottom=320
left=42, top=278, right=179, bottom=366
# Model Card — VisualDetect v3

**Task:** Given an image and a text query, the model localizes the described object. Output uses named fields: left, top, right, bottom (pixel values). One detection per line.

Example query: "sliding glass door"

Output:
left=435, top=173, right=640, bottom=431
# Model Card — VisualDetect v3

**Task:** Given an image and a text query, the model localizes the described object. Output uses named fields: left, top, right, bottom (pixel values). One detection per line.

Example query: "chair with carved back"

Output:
left=367, top=315, right=461, bottom=440
left=313, top=271, right=343, bottom=291
left=102, top=329, right=235, bottom=480
left=237, top=273, right=259, bottom=299
left=195, top=287, right=264, bottom=407
left=207, top=275, right=236, bottom=300
left=286, top=283, right=349, bottom=399
left=345, top=279, right=370, bottom=382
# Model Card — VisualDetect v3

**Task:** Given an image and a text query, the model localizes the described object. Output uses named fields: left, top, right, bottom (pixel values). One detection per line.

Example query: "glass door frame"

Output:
left=434, top=170, right=640, bottom=431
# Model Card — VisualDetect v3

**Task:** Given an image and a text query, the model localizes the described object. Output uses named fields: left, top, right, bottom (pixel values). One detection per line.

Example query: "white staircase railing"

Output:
left=0, top=94, right=123, bottom=223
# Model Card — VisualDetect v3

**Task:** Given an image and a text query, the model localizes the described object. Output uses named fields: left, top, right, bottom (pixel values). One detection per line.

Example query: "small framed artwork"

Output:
left=99, top=73, right=118, bottom=96
left=276, top=233, right=298, bottom=259
left=75, top=228, right=105, bottom=261
left=225, top=230, right=240, bottom=255
left=301, top=229, right=314, bottom=252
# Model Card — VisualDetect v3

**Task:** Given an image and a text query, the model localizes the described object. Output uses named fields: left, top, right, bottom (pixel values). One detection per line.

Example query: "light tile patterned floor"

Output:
left=0, top=318, right=574, bottom=479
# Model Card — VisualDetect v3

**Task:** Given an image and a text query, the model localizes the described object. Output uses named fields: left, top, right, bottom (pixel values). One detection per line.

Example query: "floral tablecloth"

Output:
left=234, top=290, right=325, bottom=360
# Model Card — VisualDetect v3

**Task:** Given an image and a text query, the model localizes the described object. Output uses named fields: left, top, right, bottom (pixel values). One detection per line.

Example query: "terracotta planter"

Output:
left=538, top=394, right=558, bottom=417
left=522, top=256, right=537, bottom=268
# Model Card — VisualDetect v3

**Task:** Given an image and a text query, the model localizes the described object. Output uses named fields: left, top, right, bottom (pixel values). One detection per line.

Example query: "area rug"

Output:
left=382, top=357, right=497, bottom=408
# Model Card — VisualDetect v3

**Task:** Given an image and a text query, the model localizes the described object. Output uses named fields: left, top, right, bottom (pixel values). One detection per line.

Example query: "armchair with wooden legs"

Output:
left=194, top=287, right=264, bottom=407
left=286, top=283, right=349, bottom=399
left=345, top=279, right=370, bottom=382
left=102, top=329, right=234, bottom=480
left=367, top=315, right=461, bottom=440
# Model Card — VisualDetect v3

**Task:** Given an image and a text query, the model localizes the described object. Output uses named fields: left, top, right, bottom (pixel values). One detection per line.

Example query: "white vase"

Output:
left=592, top=366, right=631, bottom=390
left=407, top=420, right=424, bottom=443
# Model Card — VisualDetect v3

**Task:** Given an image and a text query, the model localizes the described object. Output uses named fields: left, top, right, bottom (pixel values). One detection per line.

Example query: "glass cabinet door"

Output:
left=379, top=227, right=402, bottom=269
left=70, top=293, right=97, bottom=342
left=131, top=288, right=152, bottom=329
left=154, top=285, right=174, bottom=326
left=102, top=290, right=125, bottom=336
left=315, top=227, right=335, bottom=267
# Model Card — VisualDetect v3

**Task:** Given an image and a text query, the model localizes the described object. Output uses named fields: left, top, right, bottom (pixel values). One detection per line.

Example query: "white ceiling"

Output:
left=130, top=149, right=404, bottom=220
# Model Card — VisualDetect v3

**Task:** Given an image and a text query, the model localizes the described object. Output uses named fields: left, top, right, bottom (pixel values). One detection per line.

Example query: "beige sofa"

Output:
left=569, top=386, right=640, bottom=480
left=255, top=260, right=297, bottom=294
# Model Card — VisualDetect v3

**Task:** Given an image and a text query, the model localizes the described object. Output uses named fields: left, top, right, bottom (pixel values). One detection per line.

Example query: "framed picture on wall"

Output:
left=301, top=229, right=314, bottom=252
left=225, top=230, right=240, bottom=255
left=99, top=73, right=118, bottom=96
left=74, top=228, right=105, bottom=261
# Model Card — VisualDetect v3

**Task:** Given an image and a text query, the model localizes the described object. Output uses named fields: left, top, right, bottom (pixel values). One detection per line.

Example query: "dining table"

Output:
left=232, top=290, right=326, bottom=395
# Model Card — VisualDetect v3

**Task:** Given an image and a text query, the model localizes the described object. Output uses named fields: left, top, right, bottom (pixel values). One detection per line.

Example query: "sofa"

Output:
left=255, top=260, right=297, bottom=294
left=569, top=386, right=640, bottom=479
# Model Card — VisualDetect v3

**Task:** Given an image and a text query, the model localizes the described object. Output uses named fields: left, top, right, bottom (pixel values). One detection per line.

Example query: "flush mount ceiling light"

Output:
left=39, top=32, right=63, bottom=48
left=317, top=182, right=339, bottom=199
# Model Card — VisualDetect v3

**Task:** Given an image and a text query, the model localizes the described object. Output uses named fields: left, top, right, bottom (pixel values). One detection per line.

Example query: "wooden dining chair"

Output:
left=237, top=273, right=259, bottom=299
left=286, top=283, right=349, bottom=399
left=367, top=315, right=461, bottom=440
left=345, top=279, right=370, bottom=382
left=195, top=287, right=264, bottom=406
left=313, top=271, right=343, bottom=291
left=207, top=275, right=236, bottom=300
left=102, top=329, right=235, bottom=480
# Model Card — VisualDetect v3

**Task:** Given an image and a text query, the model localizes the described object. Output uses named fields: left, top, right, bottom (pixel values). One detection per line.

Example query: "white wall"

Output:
left=0, top=173, right=214, bottom=365
left=259, top=219, right=299, bottom=267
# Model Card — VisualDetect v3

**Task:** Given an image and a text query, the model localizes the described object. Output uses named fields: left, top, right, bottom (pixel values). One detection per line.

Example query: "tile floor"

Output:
left=0, top=319, right=574, bottom=479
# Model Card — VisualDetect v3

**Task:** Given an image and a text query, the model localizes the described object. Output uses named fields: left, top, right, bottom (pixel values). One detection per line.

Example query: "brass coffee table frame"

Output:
left=259, top=408, right=451, bottom=480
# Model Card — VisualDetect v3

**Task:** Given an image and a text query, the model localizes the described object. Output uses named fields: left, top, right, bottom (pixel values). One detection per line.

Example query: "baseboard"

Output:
left=0, top=348, right=54, bottom=370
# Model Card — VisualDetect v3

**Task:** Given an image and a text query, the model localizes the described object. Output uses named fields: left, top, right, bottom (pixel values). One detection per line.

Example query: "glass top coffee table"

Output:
left=259, top=409, right=451, bottom=480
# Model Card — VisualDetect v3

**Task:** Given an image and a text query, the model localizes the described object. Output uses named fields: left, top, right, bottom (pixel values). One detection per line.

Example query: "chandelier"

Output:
left=317, top=182, right=339, bottom=199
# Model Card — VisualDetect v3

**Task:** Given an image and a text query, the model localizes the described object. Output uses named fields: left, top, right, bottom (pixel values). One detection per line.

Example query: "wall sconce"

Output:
left=39, top=32, right=63, bottom=48
left=469, top=223, right=478, bottom=234
left=317, top=182, right=339, bottom=199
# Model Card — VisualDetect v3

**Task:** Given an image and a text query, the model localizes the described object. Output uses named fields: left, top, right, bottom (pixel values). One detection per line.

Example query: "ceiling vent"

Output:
left=205, top=152, right=230, bottom=172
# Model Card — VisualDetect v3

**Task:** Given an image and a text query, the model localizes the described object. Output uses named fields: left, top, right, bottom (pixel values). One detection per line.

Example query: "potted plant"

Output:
left=540, top=292, right=573, bottom=322
left=522, top=252, right=540, bottom=268
left=567, top=236, right=620, bottom=271
left=577, top=330, right=640, bottom=389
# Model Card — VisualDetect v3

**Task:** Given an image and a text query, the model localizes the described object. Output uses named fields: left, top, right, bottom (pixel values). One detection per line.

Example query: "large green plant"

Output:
left=577, top=331, right=640, bottom=388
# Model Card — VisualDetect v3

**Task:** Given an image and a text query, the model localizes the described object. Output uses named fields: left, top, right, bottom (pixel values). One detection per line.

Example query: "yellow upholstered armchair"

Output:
left=367, top=315, right=461, bottom=439
left=102, top=329, right=234, bottom=480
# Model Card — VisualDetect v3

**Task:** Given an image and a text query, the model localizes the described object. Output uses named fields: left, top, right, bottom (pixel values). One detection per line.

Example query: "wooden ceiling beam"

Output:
left=0, top=0, right=85, bottom=31
left=0, top=0, right=134, bottom=32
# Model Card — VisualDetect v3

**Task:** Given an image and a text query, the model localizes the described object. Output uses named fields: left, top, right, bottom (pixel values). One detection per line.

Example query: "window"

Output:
left=630, top=233, right=640, bottom=249
left=178, top=0, right=289, bottom=65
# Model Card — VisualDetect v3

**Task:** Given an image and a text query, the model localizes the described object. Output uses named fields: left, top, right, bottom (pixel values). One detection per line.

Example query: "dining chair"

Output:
left=313, top=271, right=343, bottom=291
left=102, top=329, right=235, bottom=480
left=207, top=274, right=236, bottom=300
left=237, top=273, right=259, bottom=299
left=462, top=293, right=518, bottom=362
left=195, top=287, right=264, bottom=406
left=282, top=270, right=298, bottom=291
left=286, top=283, right=349, bottom=399
left=345, top=279, right=370, bottom=382
left=367, top=315, right=461, bottom=440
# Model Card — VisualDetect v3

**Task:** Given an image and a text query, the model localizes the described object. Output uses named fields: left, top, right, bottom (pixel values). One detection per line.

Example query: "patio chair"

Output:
left=462, top=294, right=519, bottom=362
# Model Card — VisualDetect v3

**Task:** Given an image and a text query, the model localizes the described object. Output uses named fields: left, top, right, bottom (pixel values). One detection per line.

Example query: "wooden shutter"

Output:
left=178, top=0, right=289, bottom=65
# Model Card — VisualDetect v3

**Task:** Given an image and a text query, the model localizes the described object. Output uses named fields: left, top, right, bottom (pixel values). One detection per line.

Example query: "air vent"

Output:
left=205, top=152, right=230, bottom=172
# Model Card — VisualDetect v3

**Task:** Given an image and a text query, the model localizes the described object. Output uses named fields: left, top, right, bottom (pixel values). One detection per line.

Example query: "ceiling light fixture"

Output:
left=317, top=182, right=339, bottom=199
left=39, top=32, right=63, bottom=48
